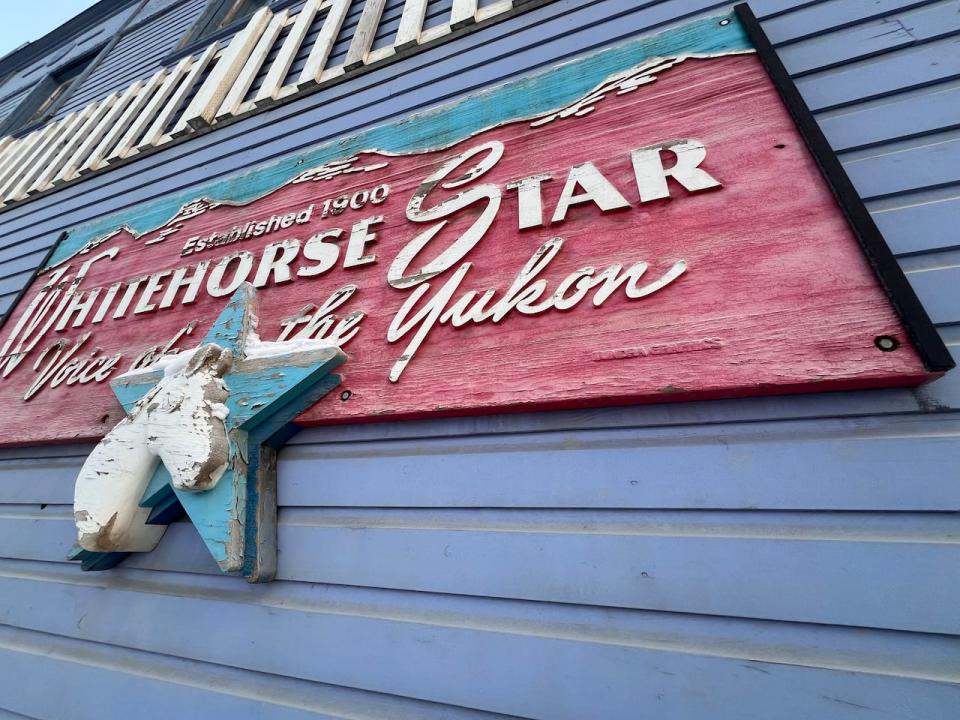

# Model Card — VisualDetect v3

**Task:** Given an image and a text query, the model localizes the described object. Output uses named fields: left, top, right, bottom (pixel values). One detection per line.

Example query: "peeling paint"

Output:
left=73, top=342, right=235, bottom=552
left=72, top=284, right=346, bottom=577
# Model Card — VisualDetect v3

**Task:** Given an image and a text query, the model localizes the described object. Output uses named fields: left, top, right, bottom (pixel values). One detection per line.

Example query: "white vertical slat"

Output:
left=173, top=6, right=274, bottom=135
left=0, top=123, right=64, bottom=201
left=477, top=0, right=513, bottom=22
left=0, top=135, right=17, bottom=162
left=0, top=135, right=17, bottom=183
left=418, top=22, right=449, bottom=44
left=107, top=59, right=188, bottom=162
left=136, top=42, right=220, bottom=151
left=450, top=0, right=478, bottom=29
left=49, top=92, right=123, bottom=186
left=218, top=9, right=290, bottom=118
left=395, top=0, right=428, bottom=50
left=0, top=137, right=28, bottom=190
left=25, top=102, right=105, bottom=196
left=254, top=0, right=325, bottom=107
left=53, top=81, right=146, bottom=185
left=0, top=131, right=50, bottom=192
left=297, top=0, right=353, bottom=88
left=0, top=135, right=18, bottom=188
left=81, top=68, right=168, bottom=173
left=6, top=111, right=89, bottom=201
left=344, top=0, right=387, bottom=71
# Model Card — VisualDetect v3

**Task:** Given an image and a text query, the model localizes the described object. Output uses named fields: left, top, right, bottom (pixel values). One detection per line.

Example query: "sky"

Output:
left=0, top=1, right=101, bottom=59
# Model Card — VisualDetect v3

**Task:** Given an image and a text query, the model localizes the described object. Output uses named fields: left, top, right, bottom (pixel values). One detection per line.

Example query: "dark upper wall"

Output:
left=53, top=0, right=211, bottom=118
left=138, top=0, right=198, bottom=17
left=0, top=87, right=30, bottom=127
left=54, top=0, right=460, bottom=119
left=0, top=0, right=140, bottom=124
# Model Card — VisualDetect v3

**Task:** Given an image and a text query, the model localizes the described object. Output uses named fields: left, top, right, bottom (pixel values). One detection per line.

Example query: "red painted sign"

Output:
left=0, top=52, right=939, bottom=444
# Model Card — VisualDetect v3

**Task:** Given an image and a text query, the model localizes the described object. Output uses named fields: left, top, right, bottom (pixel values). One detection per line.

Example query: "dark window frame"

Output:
left=0, top=48, right=102, bottom=137
left=161, top=0, right=305, bottom=66
left=173, top=0, right=273, bottom=56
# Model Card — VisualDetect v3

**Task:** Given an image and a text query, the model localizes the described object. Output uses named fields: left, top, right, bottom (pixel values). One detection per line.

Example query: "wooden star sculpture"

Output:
left=69, top=283, right=345, bottom=582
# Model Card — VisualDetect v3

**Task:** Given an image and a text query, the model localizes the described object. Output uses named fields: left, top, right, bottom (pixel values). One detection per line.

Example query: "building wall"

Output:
left=52, top=0, right=210, bottom=118
left=0, top=1, right=958, bottom=718
left=0, top=2, right=139, bottom=124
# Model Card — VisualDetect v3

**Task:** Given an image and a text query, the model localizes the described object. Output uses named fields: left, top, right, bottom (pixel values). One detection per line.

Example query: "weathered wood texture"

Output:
left=0, top=50, right=938, bottom=444
left=0, top=1, right=959, bottom=718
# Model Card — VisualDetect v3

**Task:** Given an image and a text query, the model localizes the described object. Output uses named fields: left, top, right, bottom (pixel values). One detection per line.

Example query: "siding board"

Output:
left=0, top=457, right=88, bottom=504
left=819, top=80, right=960, bottom=152
left=9, top=507, right=960, bottom=633
left=280, top=414, right=960, bottom=510
left=776, top=0, right=960, bottom=75
left=0, top=249, right=47, bottom=281
left=843, top=132, right=960, bottom=199
left=2, top=561, right=959, bottom=720
left=2, top=412, right=959, bottom=509
left=762, top=0, right=932, bottom=44
left=904, top=255, right=960, bottom=325
left=0, top=625, right=523, bottom=720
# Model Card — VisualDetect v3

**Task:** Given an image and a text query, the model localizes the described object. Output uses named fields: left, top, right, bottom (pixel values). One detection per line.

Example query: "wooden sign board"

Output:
left=0, top=8, right=950, bottom=445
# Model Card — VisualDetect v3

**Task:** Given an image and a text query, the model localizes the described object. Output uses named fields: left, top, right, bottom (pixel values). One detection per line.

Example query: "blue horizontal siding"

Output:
left=902, top=249, right=960, bottom=324
left=0, top=624, right=521, bottom=720
left=761, top=0, right=934, bottom=44
left=2, top=560, right=959, bottom=720
left=794, top=36, right=960, bottom=111
left=843, top=131, right=960, bottom=199
left=776, top=0, right=960, bottom=76
left=868, top=186, right=960, bottom=255
left=5, top=413, right=958, bottom=510
left=818, top=80, right=960, bottom=152
left=0, top=1, right=958, bottom=718
left=11, top=504, right=960, bottom=633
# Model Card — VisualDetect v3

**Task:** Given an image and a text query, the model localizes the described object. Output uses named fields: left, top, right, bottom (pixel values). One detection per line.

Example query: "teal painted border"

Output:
left=48, top=12, right=750, bottom=268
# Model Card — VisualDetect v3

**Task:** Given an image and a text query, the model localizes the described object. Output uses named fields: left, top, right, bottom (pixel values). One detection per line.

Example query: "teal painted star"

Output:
left=69, top=283, right=345, bottom=581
